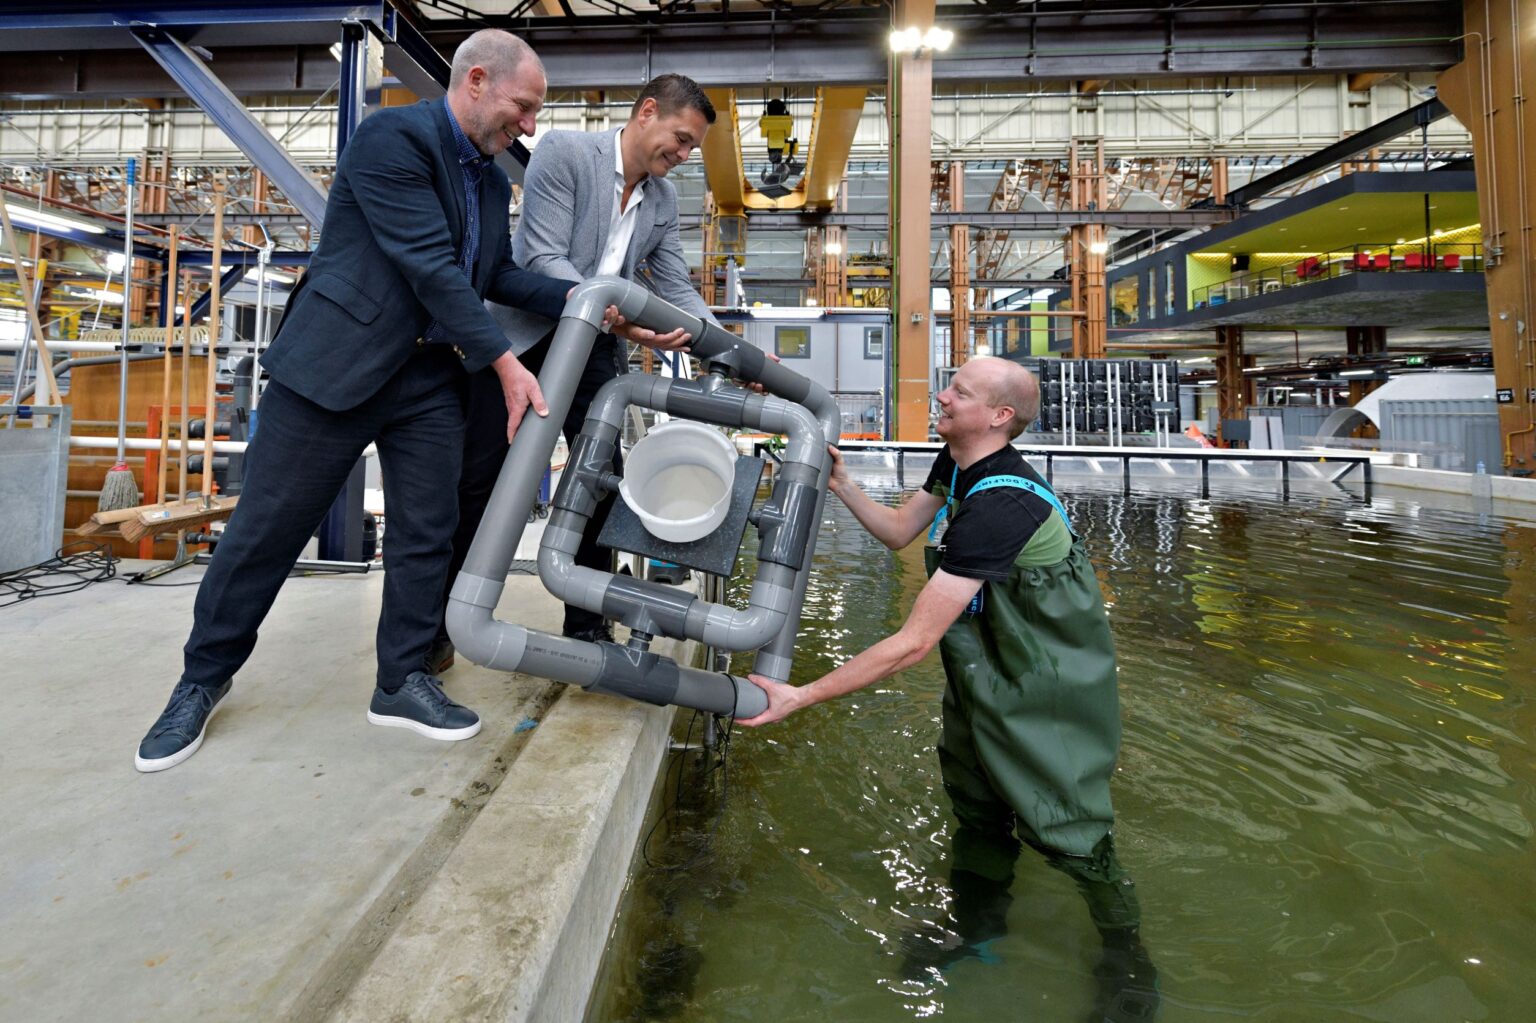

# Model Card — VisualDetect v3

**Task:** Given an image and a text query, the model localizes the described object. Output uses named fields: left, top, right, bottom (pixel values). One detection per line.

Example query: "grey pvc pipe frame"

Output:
left=447, top=275, right=839, bottom=719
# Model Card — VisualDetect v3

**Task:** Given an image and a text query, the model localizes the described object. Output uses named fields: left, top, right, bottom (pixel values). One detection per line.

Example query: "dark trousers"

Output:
left=441, top=332, right=623, bottom=640
left=182, top=347, right=465, bottom=692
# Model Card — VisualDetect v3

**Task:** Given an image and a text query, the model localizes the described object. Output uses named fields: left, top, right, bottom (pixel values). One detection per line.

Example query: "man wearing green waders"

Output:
left=743, top=357, right=1156, bottom=1020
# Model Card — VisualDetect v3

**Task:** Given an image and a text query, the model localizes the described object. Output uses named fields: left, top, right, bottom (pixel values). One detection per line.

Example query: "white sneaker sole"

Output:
left=367, top=710, right=481, bottom=741
left=134, top=702, right=221, bottom=773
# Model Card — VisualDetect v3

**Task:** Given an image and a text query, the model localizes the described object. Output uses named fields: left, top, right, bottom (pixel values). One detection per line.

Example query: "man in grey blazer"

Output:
left=434, top=74, right=716, bottom=665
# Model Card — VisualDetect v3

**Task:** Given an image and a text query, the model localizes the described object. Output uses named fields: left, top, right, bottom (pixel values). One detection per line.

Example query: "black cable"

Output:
left=0, top=541, right=118, bottom=609
left=639, top=666, right=742, bottom=873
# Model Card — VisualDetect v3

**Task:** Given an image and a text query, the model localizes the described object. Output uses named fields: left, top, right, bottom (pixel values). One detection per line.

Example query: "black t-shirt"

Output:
left=922, top=445, right=1057, bottom=582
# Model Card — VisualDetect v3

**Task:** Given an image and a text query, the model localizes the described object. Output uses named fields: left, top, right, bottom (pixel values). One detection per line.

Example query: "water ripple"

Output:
left=590, top=480, right=1536, bottom=1022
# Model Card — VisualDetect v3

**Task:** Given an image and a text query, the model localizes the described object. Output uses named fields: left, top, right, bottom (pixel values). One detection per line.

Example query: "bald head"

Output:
left=968, top=356, right=1040, bottom=439
left=449, top=29, right=541, bottom=89
left=446, top=30, right=546, bottom=155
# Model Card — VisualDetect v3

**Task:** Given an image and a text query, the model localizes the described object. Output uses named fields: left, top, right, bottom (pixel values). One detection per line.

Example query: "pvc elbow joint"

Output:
left=563, top=275, right=649, bottom=327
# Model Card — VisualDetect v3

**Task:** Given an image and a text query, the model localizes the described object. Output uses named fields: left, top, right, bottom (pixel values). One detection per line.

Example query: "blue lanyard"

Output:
left=928, top=463, right=1075, bottom=541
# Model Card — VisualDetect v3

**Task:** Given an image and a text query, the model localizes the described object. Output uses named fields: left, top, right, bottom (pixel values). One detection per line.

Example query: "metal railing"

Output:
left=791, top=440, right=1378, bottom=503
left=1192, top=242, right=1484, bottom=309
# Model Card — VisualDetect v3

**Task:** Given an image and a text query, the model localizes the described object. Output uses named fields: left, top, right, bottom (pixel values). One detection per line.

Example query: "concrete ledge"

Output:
left=329, top=688, right=674, bottom=1022
left=1372, top=463, right=1536, bottom=504
left=1, top=560, right=684, bottom=1023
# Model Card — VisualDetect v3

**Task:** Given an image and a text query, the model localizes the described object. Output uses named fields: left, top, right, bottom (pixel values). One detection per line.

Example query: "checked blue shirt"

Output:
left=423, top=98, right=492, bottom=345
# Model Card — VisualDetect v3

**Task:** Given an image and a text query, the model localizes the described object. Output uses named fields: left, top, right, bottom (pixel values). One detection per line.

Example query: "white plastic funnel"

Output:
left=619, top=419, right=738, bottom=543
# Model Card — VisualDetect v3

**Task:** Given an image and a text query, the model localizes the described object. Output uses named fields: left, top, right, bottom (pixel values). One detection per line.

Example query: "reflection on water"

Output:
left=587, top=475, right=1536, bottom=1023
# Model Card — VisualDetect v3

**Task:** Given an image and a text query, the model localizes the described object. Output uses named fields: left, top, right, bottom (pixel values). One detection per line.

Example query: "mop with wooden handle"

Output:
left=98, top=157, right=142, bottom=511
left=157, top=225, right=179, bottom=508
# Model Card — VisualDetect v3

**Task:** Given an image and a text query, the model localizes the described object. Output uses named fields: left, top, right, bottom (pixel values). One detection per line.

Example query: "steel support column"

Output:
left=890, top=0, right=936, bottom=442
left=131, top=26, right=328, bottom=229
left=947, top=161, right=971, bottom=366
left=1438, top=0, right=1536, bottom=472
left=1216, top=325, right=1254, bottom=446
left=337, top=21, right=374, bottom=158
left=1069, top=140, right=1108, bottom=360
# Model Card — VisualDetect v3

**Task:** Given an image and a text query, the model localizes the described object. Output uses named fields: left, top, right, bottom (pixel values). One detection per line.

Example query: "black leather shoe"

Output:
left=562, top=623, right=616, bottom=644
left=427, top=637, right=455, bottom=675
left=368, top=672, right=480, bottom=740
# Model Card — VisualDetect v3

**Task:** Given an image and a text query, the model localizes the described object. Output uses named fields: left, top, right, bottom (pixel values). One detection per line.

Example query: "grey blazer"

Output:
left=491, top=127, right=716, bottom=355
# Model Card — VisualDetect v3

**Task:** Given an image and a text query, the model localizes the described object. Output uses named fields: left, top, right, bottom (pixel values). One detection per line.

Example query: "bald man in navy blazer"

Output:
left=136, top=30, right=570, bottom=772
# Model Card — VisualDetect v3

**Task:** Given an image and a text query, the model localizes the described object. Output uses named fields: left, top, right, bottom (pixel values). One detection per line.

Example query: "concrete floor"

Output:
left=0, top=550, right=677, bottom=1022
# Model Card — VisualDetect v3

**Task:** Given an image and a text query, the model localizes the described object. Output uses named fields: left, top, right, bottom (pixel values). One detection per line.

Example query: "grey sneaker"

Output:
left=367, top=672, right=480, bottom=740
left=135, top=679, right=233, bottom=773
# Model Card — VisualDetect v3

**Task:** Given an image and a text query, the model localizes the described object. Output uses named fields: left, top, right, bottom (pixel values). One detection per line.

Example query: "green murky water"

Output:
left=587, top=466, right=1536, bottom=1022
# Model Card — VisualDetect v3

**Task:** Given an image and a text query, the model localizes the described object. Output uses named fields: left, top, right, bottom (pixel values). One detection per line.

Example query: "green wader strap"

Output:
left=929, top=463, right=1076, bottom=542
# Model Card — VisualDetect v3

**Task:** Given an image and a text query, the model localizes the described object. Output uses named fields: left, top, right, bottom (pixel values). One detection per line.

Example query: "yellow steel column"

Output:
left=890, top=0, right=936, bottom=441
left=1438, top=0, right=1536, bottom=471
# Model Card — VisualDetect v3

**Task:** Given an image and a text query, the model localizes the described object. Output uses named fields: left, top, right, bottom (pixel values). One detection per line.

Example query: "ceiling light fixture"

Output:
left=889, top=25, right=953, bottom=54
left=4, top=206, right=107, bottom=236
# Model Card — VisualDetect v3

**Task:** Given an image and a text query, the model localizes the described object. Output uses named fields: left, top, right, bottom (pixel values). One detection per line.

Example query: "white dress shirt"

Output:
left=597, top=128, right=645, bottom=277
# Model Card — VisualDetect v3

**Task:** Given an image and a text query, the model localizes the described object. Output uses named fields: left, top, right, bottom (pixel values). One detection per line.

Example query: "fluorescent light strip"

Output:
left=5, top=206, right=108, bottom=236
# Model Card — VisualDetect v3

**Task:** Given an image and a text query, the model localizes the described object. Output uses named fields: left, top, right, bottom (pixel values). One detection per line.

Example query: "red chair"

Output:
left=1404, top=252, right=1427, bottom=270
left=1355, top=252, right=1373, bottom=270
left=1373, top=252, right=1391, bottom=270
left=1440, top=252, right=1462, bottom=270
left=1297, top=257, right=1321, bottom=279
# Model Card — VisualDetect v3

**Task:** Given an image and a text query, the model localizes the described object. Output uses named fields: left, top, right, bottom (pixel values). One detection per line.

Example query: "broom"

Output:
left=98, top=156, right=141, bottom=511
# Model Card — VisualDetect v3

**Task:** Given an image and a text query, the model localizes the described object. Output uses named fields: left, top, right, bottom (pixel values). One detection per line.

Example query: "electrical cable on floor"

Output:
left=0, top=541, right=118, bottom=609
left=123, top=575, right=204, bottom=587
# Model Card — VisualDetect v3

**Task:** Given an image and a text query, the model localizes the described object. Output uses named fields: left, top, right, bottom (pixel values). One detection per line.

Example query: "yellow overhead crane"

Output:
left=702, top=86, right=864, bottom=212
left=700, top=87, right=866, bottom=284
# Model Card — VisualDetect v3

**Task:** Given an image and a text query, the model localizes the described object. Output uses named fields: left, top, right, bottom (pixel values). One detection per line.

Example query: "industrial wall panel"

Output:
left=1379, top=398, right=1501, bottom=473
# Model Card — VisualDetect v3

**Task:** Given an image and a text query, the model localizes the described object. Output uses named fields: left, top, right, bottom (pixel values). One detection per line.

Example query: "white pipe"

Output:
left=72, top=435, right=248, bottom=454
left=0, top=339, right=122, bottom=352
left=69, top=435, right=380, bottom=459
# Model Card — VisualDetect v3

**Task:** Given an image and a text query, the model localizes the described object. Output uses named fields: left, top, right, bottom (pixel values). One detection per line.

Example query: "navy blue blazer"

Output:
left=262, top=100, right=569, bottom=411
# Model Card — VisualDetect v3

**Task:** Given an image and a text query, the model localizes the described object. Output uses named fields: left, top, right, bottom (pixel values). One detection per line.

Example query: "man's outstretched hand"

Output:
left=736, top=673, right=808, bottom=727
left=614, top=321, right=692, bottom=353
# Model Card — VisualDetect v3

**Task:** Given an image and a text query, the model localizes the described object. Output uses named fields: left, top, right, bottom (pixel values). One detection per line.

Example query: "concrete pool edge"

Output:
left=327, top=657, right=684, bottom=1023
left=1372, top=462, right=1536, bottom=504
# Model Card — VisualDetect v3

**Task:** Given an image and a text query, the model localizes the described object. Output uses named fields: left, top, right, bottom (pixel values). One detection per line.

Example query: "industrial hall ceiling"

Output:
left=0, top=1, right=1481, bottom=353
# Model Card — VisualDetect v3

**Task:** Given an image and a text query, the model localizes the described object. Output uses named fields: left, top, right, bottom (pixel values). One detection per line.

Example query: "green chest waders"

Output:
left=926, top=468, right=1121, bottom=858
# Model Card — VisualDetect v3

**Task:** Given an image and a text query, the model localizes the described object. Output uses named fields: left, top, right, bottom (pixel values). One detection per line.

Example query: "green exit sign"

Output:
left=1405, top=355, right=1427, bottom=366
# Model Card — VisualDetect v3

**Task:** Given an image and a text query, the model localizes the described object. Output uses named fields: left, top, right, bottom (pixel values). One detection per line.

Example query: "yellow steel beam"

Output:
left=703, top=85, right=868, bottom=215
left=701, top=87, right=748, bottom=216
left=1347, top=71, right=1392, bottom=91
left=798, top=87, right=866, bottom=210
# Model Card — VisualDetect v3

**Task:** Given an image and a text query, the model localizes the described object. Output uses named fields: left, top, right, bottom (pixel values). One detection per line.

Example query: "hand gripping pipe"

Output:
left=446, top=276, right=839, bottom=719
